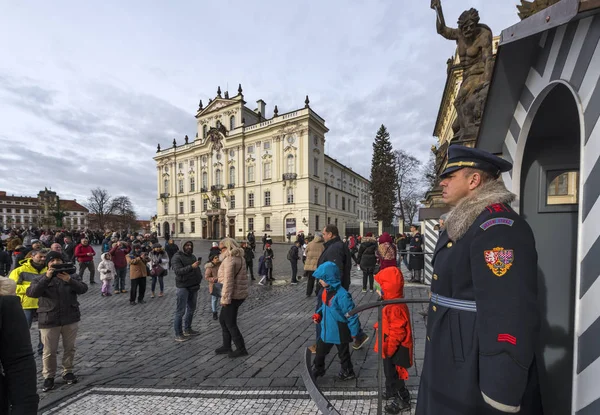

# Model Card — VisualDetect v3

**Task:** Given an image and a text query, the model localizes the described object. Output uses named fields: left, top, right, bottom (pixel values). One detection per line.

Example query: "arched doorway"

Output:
left=228, top=218, right=236, bottom=239
left=519, top=82, right=581, bottom=414
left=212, top=217, right=220, bottom=240
left=163, top=222, right=170, bottom=239
left=202, top=220, right=207, bottom=239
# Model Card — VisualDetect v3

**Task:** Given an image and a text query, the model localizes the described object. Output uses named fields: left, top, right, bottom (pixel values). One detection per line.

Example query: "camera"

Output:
left=51, top=263, right=77, bottom=278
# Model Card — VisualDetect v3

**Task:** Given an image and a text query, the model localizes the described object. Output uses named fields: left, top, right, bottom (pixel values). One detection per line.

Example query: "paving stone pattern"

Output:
left=36, top=241, right=429, bottom=414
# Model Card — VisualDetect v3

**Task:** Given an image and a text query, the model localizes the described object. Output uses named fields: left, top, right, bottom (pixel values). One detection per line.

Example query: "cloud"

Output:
left=0, top=0, right=521, bottom=220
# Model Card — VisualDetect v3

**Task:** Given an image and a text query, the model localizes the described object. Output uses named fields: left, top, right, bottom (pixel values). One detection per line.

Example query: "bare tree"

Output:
left=424, top=152, right=438, bottom=192
left=110, top=196, right=138, bottom=232
left=394, top=150, right=422, bottom=226
left=86, top=188, right=113, bottom=230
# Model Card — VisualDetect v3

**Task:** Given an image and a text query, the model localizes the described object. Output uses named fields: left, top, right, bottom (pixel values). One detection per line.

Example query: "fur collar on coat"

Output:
left=445, top=179, right=515, bottom=242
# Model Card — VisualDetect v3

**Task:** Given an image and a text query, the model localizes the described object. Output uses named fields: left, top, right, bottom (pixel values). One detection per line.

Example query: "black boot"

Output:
left=385, top=395, right=410, bottom=414
left=215, top=345, right=232, bottom=354
left=212, top=312, right=218, bottom=320
left=228, top=348, right=248, bottom=358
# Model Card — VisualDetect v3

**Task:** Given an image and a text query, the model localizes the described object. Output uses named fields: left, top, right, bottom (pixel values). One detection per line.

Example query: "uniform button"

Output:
left=433, top=274, right=438, bottom=280
left=432, top=305, right=437, bottom=312
left=427, top=336, right=430, bottom=341
left=447, top=242, right=453, bottom=248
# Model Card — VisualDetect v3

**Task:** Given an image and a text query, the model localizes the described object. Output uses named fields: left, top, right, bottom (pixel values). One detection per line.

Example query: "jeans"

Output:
left=174, top=287, right=199, bottom=336
left=114, top=267, right=127, bottom=291
left=151, top=274, right=165, bottom=293
left=246, top=261, right=254, bottom=279
left=219, top=298, right=245, bottom=350
left=362, top=268, right=374, bottom=290
left=290, top=260, right=298, bottom=282
left=314, top=339, right=352, bottom=373
left=78, top=261, right=95, bottom=283
left=130, top=278, right=146, bottom=303
left=23, top=309, right=43, bottom=354
left=211, top=294, right=219, bottom=313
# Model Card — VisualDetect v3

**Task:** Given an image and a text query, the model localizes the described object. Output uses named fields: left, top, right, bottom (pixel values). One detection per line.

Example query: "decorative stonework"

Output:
left=517, top=0, right=560, bottom=20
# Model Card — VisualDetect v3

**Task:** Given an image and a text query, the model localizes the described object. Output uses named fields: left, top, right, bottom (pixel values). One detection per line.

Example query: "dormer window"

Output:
left=230, top=116, right=235, bottom=130
left=203, top=125, right=208, bottom=138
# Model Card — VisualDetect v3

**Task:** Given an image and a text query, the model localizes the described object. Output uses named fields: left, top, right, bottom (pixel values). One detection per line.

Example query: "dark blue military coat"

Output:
left=416, top=202, right=543, bottom=415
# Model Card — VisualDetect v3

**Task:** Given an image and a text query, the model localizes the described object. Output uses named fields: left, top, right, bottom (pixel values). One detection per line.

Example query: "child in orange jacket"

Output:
left=374, top=266, right=413, bottom=414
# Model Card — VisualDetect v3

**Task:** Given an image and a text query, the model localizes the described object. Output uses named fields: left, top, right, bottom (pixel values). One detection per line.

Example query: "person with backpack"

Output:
left=288, top=241, right=300, bottom=286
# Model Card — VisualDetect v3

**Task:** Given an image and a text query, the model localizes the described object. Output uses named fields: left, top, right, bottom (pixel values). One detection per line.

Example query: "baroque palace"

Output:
left=154, top=85, right=373, bottom=241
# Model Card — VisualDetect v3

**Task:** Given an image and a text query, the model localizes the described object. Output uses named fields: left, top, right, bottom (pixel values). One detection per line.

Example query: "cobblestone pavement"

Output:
left=35, top=241, right=429, bottom=414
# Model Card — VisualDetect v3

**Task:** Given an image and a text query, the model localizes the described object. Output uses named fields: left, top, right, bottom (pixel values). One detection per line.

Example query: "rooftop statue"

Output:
left=431, top=0, right=494, bottom=143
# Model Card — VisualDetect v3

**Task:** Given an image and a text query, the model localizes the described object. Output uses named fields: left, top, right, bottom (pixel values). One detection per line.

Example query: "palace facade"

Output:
left=154, top=85, right=373, bottom=241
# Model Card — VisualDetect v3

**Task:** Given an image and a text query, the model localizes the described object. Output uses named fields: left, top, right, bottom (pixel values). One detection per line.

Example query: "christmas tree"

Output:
left=369, top=125, right=397, bottom=226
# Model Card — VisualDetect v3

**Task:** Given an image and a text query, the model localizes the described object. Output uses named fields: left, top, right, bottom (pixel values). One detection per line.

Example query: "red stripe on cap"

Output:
left=497, top=334, right=517, bottom=345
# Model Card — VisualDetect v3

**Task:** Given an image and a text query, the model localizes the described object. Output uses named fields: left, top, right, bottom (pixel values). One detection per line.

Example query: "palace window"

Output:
left=179, top=222, right=184, bottom=233
left=229, top=166, right=236, bottom=186
left=190, top=159, right=194, bottom=168
left=263, top=162, right=272, bottom=180
left=248, top=165, right=255, bottom=182
left=247, top=145, right=255, bottom=154
left=287, top=187, right=294, bottom=204
left=178, top=162, right=183, bottom=170
left=190, top=200, right=195, bottom=213
left=314, top=158, right=319, bottom=177
left=230, top=116, right=235, bottom=130
left=179, top=201, right=184, bottom=214
left=264, top=217, right=271, bottom=231
left=328, top=192, right=332, bottom=207
left=230, top=195, right=236, bottom=209
left=264, top=141, right=271, bottom=150
left=191, top=221, right=195, bottom=233
left=335, top=194, right=339, bottom=209
left=342, top=197, right=345, bottom=211
left=315, top=215, right=320, bottom=231
left=164, top=179, right=169, bottom=194
left=314, top=187, right=319, bottom=204
left=203, top=199, right=208, bottom=211
left=287, top=154, right=295, bottom=173
left=264, top=191, right=271, bottom=207
left=215, top=169, right=222, bottom=186
left=248, top=193, right=255, bottom=208
left=178, top=179, right=184, bottom=194
left=203, top=125, right=208, bottom=138
left=190, top=177, right=195, bottom=192
left=202, top=172, right=208, bottom=189
left=164, top=202, right=168, bottom=215
left=354, top=200, right=356, bottom=213
left=248, top=218, right=254, bottom=231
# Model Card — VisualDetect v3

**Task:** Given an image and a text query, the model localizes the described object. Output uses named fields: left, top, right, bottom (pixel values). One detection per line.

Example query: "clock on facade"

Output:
left=287, top=135, right=295, bottom=144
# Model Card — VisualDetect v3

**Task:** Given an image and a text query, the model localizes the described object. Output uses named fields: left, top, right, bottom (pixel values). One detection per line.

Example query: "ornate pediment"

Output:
left=196, top=99, right=238, bottom=118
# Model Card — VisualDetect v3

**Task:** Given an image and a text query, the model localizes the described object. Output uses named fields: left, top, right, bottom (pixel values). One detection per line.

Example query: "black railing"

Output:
left=282, top=173, right=298, bottom=181
left=201, top=187, right=208, bottom=193
left=227, top=183, right=235, bottom=189
left=159, top=193, right=170, bottom=199
left=301, top=297, right=430, bottom=415
left=211, top=185, right=224, bottom=191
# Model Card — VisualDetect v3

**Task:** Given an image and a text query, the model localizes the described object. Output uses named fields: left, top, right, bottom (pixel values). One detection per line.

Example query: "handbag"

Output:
left=212, top=262, right=242, bottom=298
left=150, top=264, right=163, bottom=276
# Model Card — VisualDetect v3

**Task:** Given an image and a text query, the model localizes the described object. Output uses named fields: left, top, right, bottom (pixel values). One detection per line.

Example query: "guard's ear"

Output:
left=468, top=171, right=483, bottom=190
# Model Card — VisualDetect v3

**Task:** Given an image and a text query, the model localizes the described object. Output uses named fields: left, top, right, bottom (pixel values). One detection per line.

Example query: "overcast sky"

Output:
left=0, top=0, right=520, bottom=220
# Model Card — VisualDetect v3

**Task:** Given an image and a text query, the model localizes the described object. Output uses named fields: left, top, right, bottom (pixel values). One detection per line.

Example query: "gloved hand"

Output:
left=312, top=313, right=322, bottom=324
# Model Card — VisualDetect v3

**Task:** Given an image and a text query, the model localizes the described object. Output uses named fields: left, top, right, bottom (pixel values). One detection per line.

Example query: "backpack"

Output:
left=287, top=246, right=295, bottom=260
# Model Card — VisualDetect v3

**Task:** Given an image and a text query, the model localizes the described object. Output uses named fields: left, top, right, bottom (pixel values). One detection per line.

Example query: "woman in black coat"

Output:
left=0, top=294, right=39, bottom=414
left=357, top=233, right=378, bottom=292
left=408, top=226, right=425, bottom=283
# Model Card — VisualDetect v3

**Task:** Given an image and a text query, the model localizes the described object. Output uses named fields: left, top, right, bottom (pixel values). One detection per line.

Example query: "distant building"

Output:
left=0, top=189, right=89, bottom=230
left=154, top=85, right=374, bottom=241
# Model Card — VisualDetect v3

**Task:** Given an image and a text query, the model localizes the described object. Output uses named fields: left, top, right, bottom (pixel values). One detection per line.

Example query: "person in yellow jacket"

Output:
left=9, top=249, right=48, bottom=354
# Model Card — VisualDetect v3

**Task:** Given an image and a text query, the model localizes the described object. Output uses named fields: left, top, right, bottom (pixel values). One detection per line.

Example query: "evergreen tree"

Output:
left=369, top=125, right=397, bottom=225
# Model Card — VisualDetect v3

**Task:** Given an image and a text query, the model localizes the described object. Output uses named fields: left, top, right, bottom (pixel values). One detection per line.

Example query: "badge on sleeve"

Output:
left=484, top=247, right=514, bottom=277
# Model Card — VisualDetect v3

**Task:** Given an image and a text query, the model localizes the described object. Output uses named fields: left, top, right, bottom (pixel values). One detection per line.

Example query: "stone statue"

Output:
left=517, top=0, right=560, bottom=20
left=431, top=0, right=494, bottom=143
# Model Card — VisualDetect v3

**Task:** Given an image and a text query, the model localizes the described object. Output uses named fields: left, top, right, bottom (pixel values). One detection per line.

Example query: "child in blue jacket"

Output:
left=311, top=261, right=360, bottom=381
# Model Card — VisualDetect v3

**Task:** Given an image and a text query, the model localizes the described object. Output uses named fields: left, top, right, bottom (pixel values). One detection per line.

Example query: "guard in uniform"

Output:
left=416, top=146, right=542, bottom=415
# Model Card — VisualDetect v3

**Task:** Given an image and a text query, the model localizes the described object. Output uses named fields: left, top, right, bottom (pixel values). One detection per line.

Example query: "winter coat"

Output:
left=373, top=266, right=413, bottom=380
left=204, top=262, right=221, bottom=295
left=109, top=244, right=131, bottom=269
left=6, top=237, right=22, bottom=251
left=8, top=259, right=46, bottom=309
left=313, top=262, right=360, bottom=344
left=357, top=237, right=378, bottom=270
left=217, top=247, right=248, bottom=305
left=172, top=241, right=202, bottom=290
left=243, top=246, right=254, bottom=263
left=263, top=248, right=274, bottom=269
left=0, top=295, right=39, bottom=414
left=126, top=252, right=149, bottom=279
left=377, top=232, right=397, bottom=271
left=74, top=244, right=95, bottom=263
left=409, top=232, right=424, bottom=271
left=0, top=250, right=11, bottom=276
left=304, top=235, right=325, bottom=272
left=288, top=245, right=300, bottom=261
left=63, top=242, right=75, bottom=262
left=97, top=253, right=116, bottom=281
left=165, top=242, right=179, bottom=258
left=257, top=256, right=267, bottom=277
left=26, top=272, right=88, bottom=329
left=149, top=249, right=169, bottom=271
left=317, top=236, right=352, bottom=290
